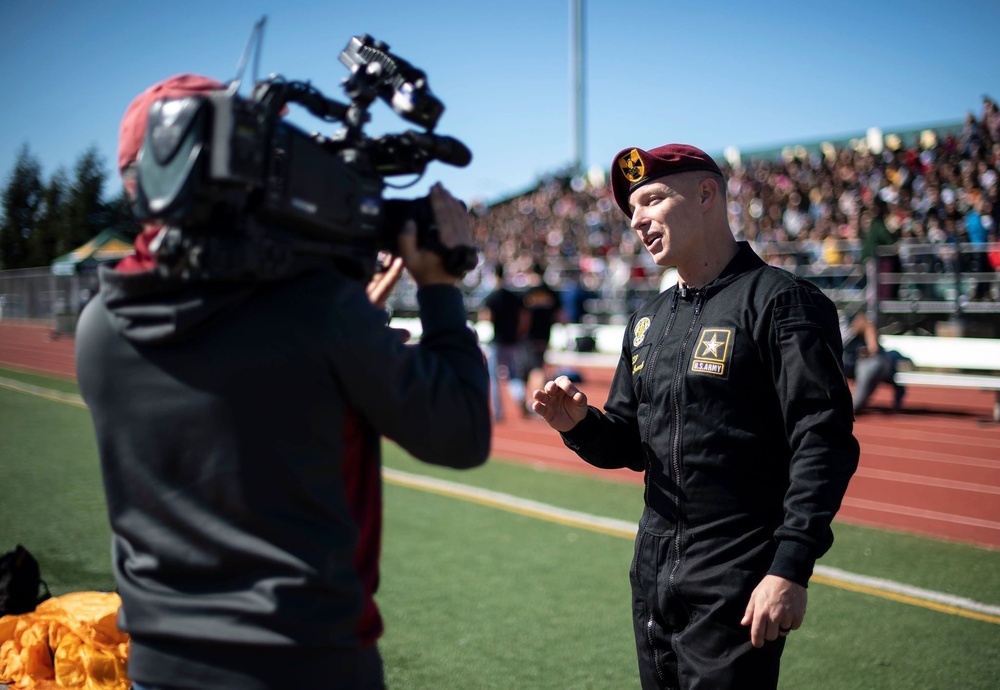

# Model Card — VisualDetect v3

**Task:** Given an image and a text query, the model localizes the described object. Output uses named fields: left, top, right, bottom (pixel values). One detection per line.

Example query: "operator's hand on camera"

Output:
left=366, top=253, right=411, bottom=343
left=398, top=183, right=474, bottom=287
left=366, top=253, right=404, bottom=308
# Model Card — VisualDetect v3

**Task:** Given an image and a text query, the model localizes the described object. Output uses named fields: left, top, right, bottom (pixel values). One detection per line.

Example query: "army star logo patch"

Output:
left=691, top=327, right=732, bottom=376
left=619, top=149, right=645, bottom=183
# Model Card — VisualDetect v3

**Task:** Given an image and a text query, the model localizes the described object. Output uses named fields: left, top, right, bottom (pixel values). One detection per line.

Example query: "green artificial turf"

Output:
left=0, top=377, right=112, bottom=593
left=379, top=480, right=637, bottom=689
left=3, top=366, right=998, bottom=689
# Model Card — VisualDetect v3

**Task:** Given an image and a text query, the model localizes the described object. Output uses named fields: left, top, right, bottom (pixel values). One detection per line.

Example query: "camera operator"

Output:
left=75, top=74, right=491, bottom=690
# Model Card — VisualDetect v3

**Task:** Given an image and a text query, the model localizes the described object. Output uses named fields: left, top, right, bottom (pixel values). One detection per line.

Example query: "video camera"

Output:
left=131, top=28, right=477, bottom=282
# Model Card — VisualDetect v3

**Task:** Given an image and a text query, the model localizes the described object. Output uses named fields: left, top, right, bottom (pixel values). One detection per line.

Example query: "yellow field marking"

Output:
left=0, top=376, right=87, bottom=408
left=385, top=468, right=1000, bottom=626
left=7, top=375, right=997, bottom=627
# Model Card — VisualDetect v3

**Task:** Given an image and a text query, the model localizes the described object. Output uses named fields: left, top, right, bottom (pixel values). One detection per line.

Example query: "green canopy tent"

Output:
left=48, top=230, right=134, bottom=333
left=50, top=229, right=134, bottom=276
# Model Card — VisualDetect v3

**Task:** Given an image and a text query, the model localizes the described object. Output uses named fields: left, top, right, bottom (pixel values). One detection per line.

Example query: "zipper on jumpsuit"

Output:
left=632, top=290, right=679, bottom=685
left=667, top=290, right=703, bottom=595
left=637, top=288, right=704, bottom=684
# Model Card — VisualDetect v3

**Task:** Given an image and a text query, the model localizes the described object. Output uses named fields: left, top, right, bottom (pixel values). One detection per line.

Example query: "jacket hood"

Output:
left=96, top=266, right=256, bottom=344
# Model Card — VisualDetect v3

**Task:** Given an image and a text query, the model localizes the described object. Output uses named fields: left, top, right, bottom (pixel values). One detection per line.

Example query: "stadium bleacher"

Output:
left=446, top=96, right=1000, bottom=337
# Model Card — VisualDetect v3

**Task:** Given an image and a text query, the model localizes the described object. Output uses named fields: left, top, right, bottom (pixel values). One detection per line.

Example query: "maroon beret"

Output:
left=610, top=143, right=723, bottom=218
left=118, top=73, right=226, bottom=174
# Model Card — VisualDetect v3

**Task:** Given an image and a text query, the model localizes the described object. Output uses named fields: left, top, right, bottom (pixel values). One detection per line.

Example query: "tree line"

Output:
left=0, top=144, right=140, bottom=270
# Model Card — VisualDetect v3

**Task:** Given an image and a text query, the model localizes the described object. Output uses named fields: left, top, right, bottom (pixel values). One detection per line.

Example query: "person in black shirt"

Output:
left=520, top=261, right=564, bottom=415
left=479, top=263, right=525, bottom=421
left=77, top=73, right=491, bottom=690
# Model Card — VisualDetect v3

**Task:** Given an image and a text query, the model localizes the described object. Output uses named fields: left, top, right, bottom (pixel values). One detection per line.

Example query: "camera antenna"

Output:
left=231, top=16, right=267, bottom=94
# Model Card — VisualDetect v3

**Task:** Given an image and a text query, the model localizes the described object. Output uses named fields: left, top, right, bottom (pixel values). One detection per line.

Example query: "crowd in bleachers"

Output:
left=467, top=96, right=1000, bottom=310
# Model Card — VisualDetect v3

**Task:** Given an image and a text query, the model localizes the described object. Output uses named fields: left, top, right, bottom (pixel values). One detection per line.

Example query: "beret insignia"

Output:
left=618, top=149, right=645, bottom=183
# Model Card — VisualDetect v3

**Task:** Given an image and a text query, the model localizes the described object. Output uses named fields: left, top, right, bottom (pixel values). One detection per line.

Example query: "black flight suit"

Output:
left=562, top=242, right=859, bottom=690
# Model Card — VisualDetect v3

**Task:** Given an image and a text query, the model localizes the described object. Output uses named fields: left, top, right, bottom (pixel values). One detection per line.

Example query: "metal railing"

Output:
left=871, top=242, right=999, bottom=312
left=2, top=242, right=996, bottom=335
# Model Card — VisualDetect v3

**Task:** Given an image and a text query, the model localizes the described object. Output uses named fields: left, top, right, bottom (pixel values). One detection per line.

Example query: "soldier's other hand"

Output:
left=531, top=376, right=589, bottom=432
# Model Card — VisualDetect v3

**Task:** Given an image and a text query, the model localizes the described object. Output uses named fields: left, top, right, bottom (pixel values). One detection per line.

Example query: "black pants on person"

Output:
left=853, top=352, right=905, bottom=413
left=630, top=523, right=785, bottom=690
left=129, top=641, right=385, bottom=690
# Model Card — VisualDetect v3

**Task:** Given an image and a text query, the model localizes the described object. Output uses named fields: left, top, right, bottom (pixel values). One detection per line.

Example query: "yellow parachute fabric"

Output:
left=0, top=591, right=129, bottom=689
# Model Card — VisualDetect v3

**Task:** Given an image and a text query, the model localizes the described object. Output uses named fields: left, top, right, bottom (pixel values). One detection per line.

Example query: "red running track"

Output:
left=2, top=320, right=998, bottom=549
left=490, top=362, right=1000, bottom=551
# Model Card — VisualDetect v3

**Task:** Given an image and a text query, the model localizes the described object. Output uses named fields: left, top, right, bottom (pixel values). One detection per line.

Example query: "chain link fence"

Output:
left=0, top=266, right=100, bottom=334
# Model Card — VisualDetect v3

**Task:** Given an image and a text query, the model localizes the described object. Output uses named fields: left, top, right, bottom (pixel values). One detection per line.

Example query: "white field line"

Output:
left=385, top=468, right=1000, bottom=625
left=851, top=467, right=1000, bottom=495
left=839, top=496, right=1000, bottom=530
left=859, top=442, right=1000, bottom=470
left=812, top=565, right=1000, bottom=617
left=6, top=376, right=997, bottom=624
left=0, top=376, right=86, bottom=407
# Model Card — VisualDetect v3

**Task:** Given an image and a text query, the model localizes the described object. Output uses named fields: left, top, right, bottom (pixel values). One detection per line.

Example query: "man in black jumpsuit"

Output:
left=76, top=74, right=491, bottom=690
left=531, top=144, right=859, bottom=689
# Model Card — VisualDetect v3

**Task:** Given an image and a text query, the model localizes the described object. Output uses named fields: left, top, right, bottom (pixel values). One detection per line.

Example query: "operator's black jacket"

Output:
left=76, top=262, right=490, bottom=687
left=563, top=242, right=859, bottom=587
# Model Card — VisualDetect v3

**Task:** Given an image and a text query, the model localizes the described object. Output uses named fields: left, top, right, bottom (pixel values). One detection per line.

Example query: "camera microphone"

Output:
left=368, top=130, right=472, bottom=176
left=407, top=132, right=472, bottom=168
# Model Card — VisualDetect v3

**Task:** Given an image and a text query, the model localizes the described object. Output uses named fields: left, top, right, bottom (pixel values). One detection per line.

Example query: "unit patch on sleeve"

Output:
left=632, top=317, right=651, bottom=347
left=690, top=327, right=733, bottom=377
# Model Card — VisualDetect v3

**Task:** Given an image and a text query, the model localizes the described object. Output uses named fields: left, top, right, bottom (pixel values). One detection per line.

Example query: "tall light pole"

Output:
left=570, top=0, right=586, bottom=175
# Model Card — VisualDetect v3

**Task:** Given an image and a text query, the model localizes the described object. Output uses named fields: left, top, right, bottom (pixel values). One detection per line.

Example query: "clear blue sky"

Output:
left=1, top=0, right=998, bottom=207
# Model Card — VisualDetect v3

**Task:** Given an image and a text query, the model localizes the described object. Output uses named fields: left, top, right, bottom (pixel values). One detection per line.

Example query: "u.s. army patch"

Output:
left=633, top=317, right=651, bottom=347
left=690, top=327, right=732, bottom=376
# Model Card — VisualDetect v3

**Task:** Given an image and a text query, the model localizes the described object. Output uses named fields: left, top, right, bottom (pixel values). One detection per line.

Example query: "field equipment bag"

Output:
left=0, top=544, right=52, bottom=616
